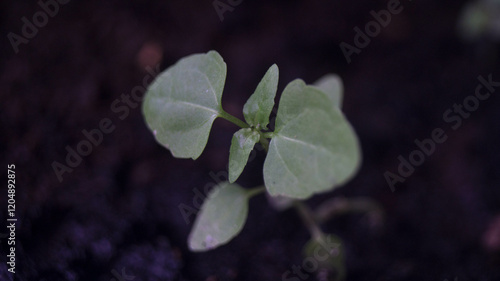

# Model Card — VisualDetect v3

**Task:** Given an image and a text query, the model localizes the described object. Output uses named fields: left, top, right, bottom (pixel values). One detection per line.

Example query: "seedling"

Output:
left=458, top=0, right=500, bottom=41
left=142, top=51, right=380, bottom=280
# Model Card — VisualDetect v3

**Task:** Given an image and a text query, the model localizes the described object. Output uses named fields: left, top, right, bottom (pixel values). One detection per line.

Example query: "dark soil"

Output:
left=1, top=0, right=499, bottom=280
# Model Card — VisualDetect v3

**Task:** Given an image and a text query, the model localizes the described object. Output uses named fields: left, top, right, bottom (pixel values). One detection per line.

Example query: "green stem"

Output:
left=261, top=132, right=275, bottom=139
left=247, top=186, right=266, bottom=198
left=220, top=110, right=249, bottom=129
left=313, top=197, right=384, bottom=224
left=293, top=201, right=324, bottom=241
left=258, top=135, right=269, bottom=152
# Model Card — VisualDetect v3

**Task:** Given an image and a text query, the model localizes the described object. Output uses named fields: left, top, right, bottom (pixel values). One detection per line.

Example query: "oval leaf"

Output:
left=228, top=128, right=260, bottom=183
left=313, top=74, right=343, bottom=109
left=243, top=64, right=278, bottom=129
left=188, top=182, right=250, bottom=251
left=264, top=80, right=361, bottom=199
left=274, top=80, right=335, bottom=129
left=142, top=51, right=226, bottom=159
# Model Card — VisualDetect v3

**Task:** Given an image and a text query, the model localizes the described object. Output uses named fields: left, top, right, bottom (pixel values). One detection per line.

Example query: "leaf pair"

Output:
left=142, top=50, right=362, bottom=252
left=228, top=64, right=278, bottom=182
left=142, top=50, right=361, bottom=200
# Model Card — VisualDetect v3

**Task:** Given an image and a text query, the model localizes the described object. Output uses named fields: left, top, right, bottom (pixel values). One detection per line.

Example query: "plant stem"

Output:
left=220, top=110, right=249, bottom=129
left=293, top=201, right=324, bottom=241
left=313, top=197, right=383, bottom=224
left=261, top=132, right=275, bottom=139
left=258, top=135, right=269, bottom=152
left=247, top=186, right=266, bottom=198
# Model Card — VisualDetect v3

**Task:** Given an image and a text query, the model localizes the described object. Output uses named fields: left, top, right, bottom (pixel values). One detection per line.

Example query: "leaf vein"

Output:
left=272, top=139, right=299, bottom=182
left=192, top=68, right=219, bottom=108
left=173, top=100, right=219, bottom=115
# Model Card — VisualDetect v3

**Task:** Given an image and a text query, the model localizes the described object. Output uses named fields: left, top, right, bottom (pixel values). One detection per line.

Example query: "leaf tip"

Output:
left=188, top=234, right=218, bottom=252
left=207, top=50, right=220, bottom=56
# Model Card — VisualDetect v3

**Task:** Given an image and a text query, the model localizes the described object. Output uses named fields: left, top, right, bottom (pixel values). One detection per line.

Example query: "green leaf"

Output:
left=188, top=182, right=250, bottom=251
left=313, top=74, right=343, bottom=109
left=263, top=80, right=361, bottom=199
left=142, top=50, right=226, bottom=159
left=274, top=80, right=335, bottom=129
left=243, top=64, right=279, bottom=129
left=303, top=234, right=345, bottom=281
left=228, top=128, right=261, bottom=183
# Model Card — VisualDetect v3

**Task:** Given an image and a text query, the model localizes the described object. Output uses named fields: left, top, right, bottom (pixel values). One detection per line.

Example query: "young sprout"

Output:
left=142, top=50, right=369, bottom=280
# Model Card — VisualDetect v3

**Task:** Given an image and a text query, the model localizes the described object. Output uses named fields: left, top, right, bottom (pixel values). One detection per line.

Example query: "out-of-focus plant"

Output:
left=459, top=0, right=500, bottom=41
left=142, top=51, right=382, bottom=280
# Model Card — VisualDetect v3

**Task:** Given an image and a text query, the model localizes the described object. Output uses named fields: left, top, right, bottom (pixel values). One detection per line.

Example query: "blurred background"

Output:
left=1, top=0, right=500, bottom=280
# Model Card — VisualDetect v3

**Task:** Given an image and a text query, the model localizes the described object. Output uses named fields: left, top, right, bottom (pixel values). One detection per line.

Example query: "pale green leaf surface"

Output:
left=243, top=64, right=278, bottom=129
left=188, top=182, right=250, bottom=251
left=274, top=79, right=336, bottom=129
left=228, top=128, right=260, bottom=183
left=264, top=80, right=361, bottom=199
left=313, top=74, right=343, bottom=109
left=142, top=51, right=226, bottom=159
